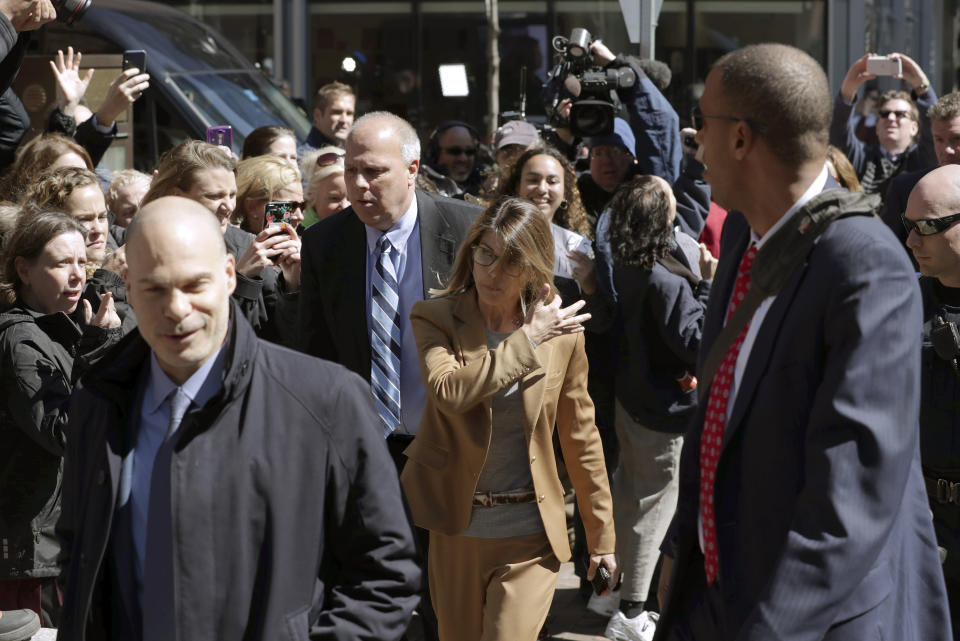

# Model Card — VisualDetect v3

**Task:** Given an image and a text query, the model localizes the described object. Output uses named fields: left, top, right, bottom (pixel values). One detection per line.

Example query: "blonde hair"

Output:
left=439, top=197, right=556, bottom=314
left=233, top=155, right=301, bottom=229
left=107, top=169, right=151, bottom=209
left=301, top=146, right=344, bottom=184
left=140, top=140, right=236, bottom=208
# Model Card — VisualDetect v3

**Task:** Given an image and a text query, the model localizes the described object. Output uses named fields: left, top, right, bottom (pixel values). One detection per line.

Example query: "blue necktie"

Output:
left=371, top=234, right=402, bottom=437
left=142, top=388, right=191, bottom=641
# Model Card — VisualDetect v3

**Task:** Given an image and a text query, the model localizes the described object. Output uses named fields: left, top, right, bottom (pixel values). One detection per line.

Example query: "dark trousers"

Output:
left=662, top=553, right=727, bottom=641
left=387, top=433, right=440, bottom=641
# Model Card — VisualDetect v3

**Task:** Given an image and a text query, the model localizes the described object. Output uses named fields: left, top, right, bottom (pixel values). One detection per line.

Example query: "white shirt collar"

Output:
left=751, top=164, right=829, bottom=249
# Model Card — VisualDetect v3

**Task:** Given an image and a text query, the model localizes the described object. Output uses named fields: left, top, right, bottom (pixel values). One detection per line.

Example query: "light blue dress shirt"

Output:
left=364, top=196, right=426, bottom=435
left=130, top=345, right=227, bottom=601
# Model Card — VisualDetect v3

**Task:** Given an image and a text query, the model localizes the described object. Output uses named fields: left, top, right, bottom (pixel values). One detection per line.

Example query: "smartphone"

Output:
left=122, top=49, right=146, bottom=72
left=866, top=55, right=902, bottom=77
left=591, top=565, right=611, bottom=596
left=264, top=201, right=295, bottom=229
left=206, top=125, right=233, bottom=149
left=81, top=286, right=101, bottom=316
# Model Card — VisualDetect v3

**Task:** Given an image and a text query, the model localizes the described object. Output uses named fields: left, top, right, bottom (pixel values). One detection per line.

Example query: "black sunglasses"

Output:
left=271, top=199, right=306, bottom=211
left=692, top=105, right=768, bottom=133
left=900, top=211, right=960, bottom=236
left=878, top=109, right=912, bottom=121
left=442, top=146, right=477, bottom=157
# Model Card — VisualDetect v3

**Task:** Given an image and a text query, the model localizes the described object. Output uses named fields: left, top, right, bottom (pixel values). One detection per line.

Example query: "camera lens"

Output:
left=570, top=101, right=615, bottom=137
left=54, top=0, right=91, bottom=26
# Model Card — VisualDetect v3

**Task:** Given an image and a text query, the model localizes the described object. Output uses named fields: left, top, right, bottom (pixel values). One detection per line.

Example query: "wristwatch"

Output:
left=915, top=82, right=930, bottom=96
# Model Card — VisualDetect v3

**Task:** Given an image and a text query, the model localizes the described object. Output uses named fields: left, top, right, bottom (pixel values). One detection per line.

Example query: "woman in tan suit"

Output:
left=401, top=197, right=617, bottom=641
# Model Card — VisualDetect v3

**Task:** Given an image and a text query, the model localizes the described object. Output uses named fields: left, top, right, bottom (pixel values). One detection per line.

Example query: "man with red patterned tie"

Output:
left=653, top=43, right=950, bottom=641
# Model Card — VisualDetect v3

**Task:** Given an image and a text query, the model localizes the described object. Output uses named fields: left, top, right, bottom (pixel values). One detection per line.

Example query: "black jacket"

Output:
left=56, top=306, right=420, bottom=640
left=0, top=305, right=121, bottom=579
left=613, top=253, right=710, bottom=432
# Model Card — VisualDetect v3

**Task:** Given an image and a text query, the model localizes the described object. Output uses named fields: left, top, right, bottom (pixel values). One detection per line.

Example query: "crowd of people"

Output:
left=0, top=1, right=959, bottom=641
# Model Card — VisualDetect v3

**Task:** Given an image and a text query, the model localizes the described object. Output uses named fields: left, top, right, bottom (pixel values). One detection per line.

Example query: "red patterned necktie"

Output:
left=699, top=243, right=757, bottom=584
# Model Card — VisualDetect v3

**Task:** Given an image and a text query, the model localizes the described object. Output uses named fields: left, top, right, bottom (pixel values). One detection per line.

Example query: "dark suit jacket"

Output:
left=657, top=198, right=951, bottom=640
left=298, top=189, right=479, bottom=378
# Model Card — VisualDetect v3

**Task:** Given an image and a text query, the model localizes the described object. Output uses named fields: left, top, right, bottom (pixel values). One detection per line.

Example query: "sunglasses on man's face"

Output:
left=441, top=146, right=477, bottom=157
left=878, top=109, right=912, bottom=121
left=901, top=211, right=960, bottom=236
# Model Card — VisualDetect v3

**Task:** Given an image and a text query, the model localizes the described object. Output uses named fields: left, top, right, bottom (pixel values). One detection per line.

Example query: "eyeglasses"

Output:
left=316, top=151, right=344, bottom=167
left=441, top=146, right=477, bottom=157
left=878, top=109, right=912, bottom=121
left=472, top=243, right=524, bottom=277
left=901, top=211, right=960, bottom=236
left=692, top=105, right=768, bottom=133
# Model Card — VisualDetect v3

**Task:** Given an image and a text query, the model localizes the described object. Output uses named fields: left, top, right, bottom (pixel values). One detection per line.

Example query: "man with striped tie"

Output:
left=299, top=111, right=478, bottom=641
left=653, top=44, right=950, bottom=641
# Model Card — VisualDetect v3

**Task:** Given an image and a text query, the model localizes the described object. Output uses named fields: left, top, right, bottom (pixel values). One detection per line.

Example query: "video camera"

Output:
left=542, top=28, right=636, bottom=137
left=54, top=0, right=91, bottom=25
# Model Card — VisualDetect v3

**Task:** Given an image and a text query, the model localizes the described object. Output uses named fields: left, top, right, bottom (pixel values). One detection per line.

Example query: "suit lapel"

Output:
left=722, top=264, right=807, bottom=448
left=719, top=177, right=839, bottom=448
left=418, top=191, right=460, bottom=296
left=337, top=214, right=371, bottom=372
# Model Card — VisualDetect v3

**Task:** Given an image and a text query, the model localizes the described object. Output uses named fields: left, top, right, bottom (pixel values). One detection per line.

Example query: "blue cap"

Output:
left=588, top=118, right=636, bottom=157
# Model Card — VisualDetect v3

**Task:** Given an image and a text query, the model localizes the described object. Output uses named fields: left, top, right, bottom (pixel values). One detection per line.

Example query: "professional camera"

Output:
left=542, top=28, right=636, bottom=137
left=54, top=0, right=91, bottom=26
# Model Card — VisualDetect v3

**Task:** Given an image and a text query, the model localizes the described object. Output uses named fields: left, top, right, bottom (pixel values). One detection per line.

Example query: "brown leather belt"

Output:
left=472, top=489, right=537, bottom=507
left=924, top=475, right=960, bottom=506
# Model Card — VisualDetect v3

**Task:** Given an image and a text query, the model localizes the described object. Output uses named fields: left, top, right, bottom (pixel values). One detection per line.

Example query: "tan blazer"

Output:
left=401, top=288, right=615, bottom=561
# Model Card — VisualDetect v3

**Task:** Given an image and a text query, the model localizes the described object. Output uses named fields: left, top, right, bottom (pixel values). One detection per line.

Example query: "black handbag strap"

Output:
left=698, top=189, right=880, bottom=400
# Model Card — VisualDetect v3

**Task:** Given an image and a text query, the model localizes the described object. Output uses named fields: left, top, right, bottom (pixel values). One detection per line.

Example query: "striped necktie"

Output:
left=371, top=234, right=402, bottom=437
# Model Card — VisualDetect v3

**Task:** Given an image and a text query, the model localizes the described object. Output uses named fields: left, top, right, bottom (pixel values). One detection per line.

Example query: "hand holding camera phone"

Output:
left=122, top=49, right=146, bottom=73
left=865, top=55, right=902, bottom=77
left=592, top=565, right=612, bottom=595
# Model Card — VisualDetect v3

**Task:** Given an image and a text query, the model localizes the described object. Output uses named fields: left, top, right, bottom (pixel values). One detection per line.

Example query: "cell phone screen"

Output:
left=264, top=201, right=294, bottom=229
left=206, top=126, right=233, bottom=149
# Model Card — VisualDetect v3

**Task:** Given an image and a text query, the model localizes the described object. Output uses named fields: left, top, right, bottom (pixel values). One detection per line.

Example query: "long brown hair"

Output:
left=439, top=197, right=556, bottom=314
left=496, top=145, right=591, bottom=238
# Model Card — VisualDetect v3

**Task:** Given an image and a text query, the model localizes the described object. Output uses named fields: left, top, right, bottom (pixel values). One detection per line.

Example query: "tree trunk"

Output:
left=485, top=0, right=500, bottom=139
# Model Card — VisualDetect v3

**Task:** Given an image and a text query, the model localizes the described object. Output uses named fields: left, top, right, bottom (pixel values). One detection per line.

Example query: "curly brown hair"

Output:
left=21, top=166, right=100, bottom=210
left=607, top=175, right=675, bottom=270
left=495, top=146, right=592, bottom=239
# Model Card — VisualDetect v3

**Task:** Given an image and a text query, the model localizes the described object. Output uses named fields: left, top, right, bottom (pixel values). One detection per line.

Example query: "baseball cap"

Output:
left=587, top=118, right=637, bottom=157
left=494, top=121, right=539, bottom=150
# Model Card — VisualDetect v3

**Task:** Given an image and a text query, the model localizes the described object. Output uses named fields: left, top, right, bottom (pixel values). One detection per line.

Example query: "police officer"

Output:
left=903, top=163, right=960, bottom=636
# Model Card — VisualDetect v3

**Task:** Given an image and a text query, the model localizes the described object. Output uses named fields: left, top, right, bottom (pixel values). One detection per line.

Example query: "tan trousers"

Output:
left=428, top=530, right=560, bottom=641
